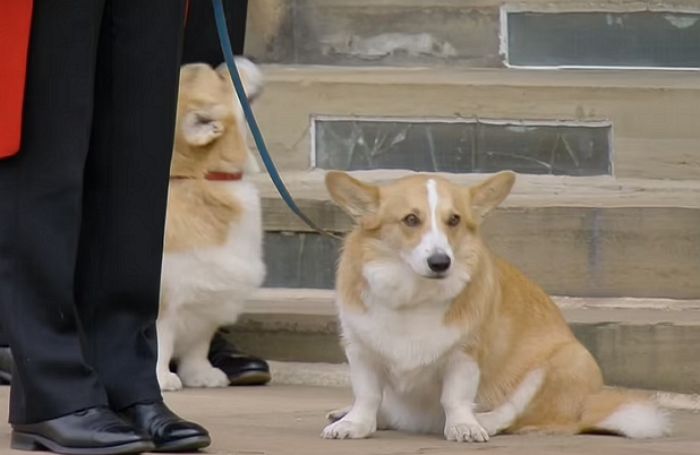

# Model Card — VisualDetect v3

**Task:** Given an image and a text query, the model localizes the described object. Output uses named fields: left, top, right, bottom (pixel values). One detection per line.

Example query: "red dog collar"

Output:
left=171, top=171, right=243, bottom=181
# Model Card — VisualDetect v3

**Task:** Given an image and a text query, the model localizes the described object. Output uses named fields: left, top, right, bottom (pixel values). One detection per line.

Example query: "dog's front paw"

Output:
left=179, top=366, right=230, bottom=388
left=321, top=419, right=375, bottom=439
left=158, top=371, right=183, bottom=392
left=444, top=421, right=490, bottom=442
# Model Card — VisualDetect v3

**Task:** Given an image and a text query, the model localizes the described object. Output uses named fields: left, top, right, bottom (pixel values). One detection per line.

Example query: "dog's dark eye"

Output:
left=447, top=214, right=461, bottom=227
left=403, top=214, right=420, bottom=227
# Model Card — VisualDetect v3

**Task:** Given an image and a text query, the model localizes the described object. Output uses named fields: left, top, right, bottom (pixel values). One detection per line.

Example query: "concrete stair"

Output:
left=226, top=0, right=700, bottom=396
left=231, top=68, right=700, bottom=393
left=250, top=65, right=700, bottom=180
left=253, top=171, right=700, bottom=299
left=246, top=0, right=700, bottom=70
left=246, top=0, right=508, bottom=68
left=243, top=170, right=700, bottom=394
left=227, top=289, right=700, bottom=394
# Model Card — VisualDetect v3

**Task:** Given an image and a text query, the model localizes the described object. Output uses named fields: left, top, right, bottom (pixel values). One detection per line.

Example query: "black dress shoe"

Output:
left=120, top=402, right=210, bottom=452
left=11, top=406, right=154, bottom=455
left=209, top=331, right=271, bottom=386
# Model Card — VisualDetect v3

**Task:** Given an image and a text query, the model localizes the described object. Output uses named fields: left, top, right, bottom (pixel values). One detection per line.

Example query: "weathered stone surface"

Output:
left=246, top=0, right=502, bottom=67
left=245, top=0, right=700, bottom=68
left=251, top=65, right=700, bottom=180
left=572, top=323, right=700, bottom=393
left=227, top=293, right=700, bottom=393
left=261, top=205, right=700, bottom=299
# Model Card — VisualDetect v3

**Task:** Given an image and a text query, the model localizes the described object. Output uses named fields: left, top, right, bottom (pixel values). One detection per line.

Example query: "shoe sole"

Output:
left=11, top=431, right=155, bottom=455
left=152, top=434, right=211, bottom=453
left=228, top=371, right=271, bottom=386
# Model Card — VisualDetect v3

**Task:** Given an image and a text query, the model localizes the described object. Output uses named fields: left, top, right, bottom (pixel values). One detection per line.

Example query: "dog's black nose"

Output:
left=427, top=253, right=451, bottom=273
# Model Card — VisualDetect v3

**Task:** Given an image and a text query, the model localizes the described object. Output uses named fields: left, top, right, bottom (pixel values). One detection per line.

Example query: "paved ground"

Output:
left=0, top=386, right=698, bottom=455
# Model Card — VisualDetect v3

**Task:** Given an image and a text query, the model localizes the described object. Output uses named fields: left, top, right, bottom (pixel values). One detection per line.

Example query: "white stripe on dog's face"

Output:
left=401, top=179, right=454, bottom=278
left=428, top=179, right=441, bottom=237
left=426, top=179, right=452, bottom=257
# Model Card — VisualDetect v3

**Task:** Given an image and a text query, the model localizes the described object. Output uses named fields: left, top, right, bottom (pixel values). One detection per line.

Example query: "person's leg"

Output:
left=0, top=325, right=9, bottom=347
left=181, top=0, right=249, bottom=65
left=72, top=1, right=210, bottom=451
left=0, top=325, right=12, bottom=385
left=73, top=0, right=185, bottom=410
left=75, top=0, right=211, bottom=451
left=0, top=0, right=109, bottom=425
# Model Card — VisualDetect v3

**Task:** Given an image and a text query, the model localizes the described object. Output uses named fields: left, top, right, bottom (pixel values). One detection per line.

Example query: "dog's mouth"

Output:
left=423, top=271, right=449, bottom=280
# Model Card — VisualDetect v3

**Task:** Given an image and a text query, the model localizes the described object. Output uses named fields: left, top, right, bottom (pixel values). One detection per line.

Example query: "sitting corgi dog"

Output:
left=322, top=171, right=669, bottom=441
left=157, top=59, right=265, bottom=391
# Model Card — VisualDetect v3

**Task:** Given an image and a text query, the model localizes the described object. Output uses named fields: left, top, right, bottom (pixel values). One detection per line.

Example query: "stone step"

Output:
left=252, top=171, right=700, bottom=299
left=225, top=288, right=700, bottom=394
left=265, top=361, right=700, bottom=412
left=246, top=1, right=700, bottom=69
left=246, top=0, right=506, bottom=68
left=250, top=65, right=700, bottom=180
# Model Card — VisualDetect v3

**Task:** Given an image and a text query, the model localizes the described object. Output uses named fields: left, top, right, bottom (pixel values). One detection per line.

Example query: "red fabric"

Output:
left=0, top=0, right=33, bottom=158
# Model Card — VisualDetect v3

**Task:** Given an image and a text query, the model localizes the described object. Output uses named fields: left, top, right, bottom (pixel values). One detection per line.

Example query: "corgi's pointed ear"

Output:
left=182, top=110, right=225, bottom=146
left=325, top=171, right=380, bottom=222
left=469, top=171, right=516, bottom=221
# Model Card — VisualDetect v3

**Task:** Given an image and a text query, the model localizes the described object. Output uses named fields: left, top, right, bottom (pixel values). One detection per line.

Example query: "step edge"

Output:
left=260, top=64, right=700, bottom=91
left=250, top=171, right=700, bottom=209
left=244, top=289, right=700, bottom=325
left=249, top=288, right=700, bottom=310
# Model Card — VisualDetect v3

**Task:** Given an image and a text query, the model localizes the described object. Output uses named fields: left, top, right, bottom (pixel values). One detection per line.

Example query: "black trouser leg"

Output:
left=0, top=0, right=185, bottom=424
left=182, top=0, right=249, bottom=65
left=0, top=0, right=108, bottom=424
left=74, top=0, right=185, bottom=411
left=0, top=325, right=9, bottom=347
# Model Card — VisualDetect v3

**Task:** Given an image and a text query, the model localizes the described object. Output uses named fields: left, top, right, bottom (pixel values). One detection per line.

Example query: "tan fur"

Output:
left=157, top=60, right=265, bottom=391
left=328, top=171, right=666, bottom=437
left=164, top=63, right=251, bottom=252
left=164, top=181, right=241, bottom=252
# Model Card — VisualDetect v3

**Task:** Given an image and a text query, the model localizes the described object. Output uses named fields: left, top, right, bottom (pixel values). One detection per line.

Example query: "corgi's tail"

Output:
left=216, top=57, right=263, bottom=101
left=580, top=389, right=670, bottom=438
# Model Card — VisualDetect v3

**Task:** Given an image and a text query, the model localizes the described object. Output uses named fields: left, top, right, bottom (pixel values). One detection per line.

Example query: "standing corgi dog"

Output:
left=157, top=59, right=265, bottom=391
left=322, top=171, right=669, bottom=441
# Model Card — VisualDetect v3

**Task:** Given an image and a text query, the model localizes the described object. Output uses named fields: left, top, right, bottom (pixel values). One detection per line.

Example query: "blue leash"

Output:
left=211, top=0, right=340, bottom=240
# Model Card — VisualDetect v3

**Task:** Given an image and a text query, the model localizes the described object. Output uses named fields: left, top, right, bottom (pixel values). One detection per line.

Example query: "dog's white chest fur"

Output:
left=343, top=303, right=461, bottom=378
left=343, top=259, right=465, bottom=375
left=338, top=261, right=467, bottom=433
